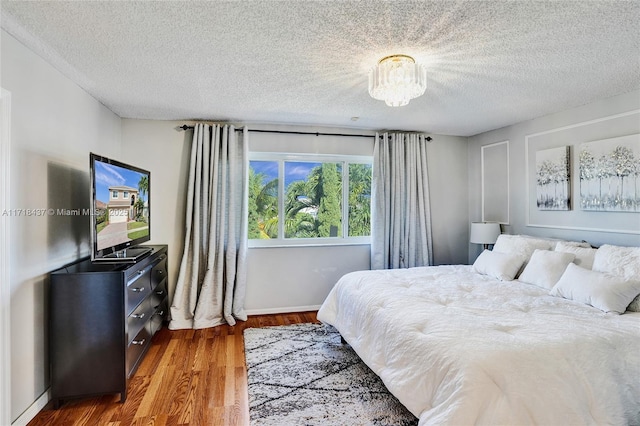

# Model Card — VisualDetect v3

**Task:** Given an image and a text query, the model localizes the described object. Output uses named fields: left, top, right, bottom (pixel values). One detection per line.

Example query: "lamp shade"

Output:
left=470, top=222, right=501, bottom=245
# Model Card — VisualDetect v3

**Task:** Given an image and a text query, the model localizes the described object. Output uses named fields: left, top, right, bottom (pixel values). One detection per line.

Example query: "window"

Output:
left=123, top=191, right=129, bottom=198
left=249, top=154, right=372, bottom=246
left=112, top=190, right=118, bottom=198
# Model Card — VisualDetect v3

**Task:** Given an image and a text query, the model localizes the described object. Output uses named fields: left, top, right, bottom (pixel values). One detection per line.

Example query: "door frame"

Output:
left=1, top=88, right=12, bottom=425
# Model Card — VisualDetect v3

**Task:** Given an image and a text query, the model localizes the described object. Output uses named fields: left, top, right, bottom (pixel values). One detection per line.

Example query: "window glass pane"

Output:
left=348, top=163, right=372, bottom=237
left=284, top=161, right=342, bottom=238
left=248, top=161, right=278, bottom=239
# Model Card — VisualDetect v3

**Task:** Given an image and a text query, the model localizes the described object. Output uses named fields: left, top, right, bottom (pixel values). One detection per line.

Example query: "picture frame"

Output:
left=535, top=146, right=571, bottom=211
left=579, top=134, right=640, bottom=212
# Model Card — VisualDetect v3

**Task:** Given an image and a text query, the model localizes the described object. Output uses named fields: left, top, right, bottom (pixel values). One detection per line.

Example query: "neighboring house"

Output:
left=108, top=185, right=139, bottom=224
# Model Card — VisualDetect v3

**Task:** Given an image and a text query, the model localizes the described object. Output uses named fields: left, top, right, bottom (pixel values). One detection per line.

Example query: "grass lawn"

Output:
left=127, top=221, right=148, bottom=240
left=127, top=221, right=147, bottom=230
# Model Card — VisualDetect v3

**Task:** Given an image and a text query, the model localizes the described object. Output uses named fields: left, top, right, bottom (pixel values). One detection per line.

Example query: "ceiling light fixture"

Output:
left=368, top=54, right=426, bottom=107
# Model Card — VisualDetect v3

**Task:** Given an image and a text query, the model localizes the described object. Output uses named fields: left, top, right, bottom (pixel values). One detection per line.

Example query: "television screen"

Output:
left=90, top=153, right=151, bottom=262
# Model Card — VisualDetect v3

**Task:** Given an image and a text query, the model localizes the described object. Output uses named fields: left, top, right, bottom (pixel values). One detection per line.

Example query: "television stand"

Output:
left=93, top=246, right=153, bottom=263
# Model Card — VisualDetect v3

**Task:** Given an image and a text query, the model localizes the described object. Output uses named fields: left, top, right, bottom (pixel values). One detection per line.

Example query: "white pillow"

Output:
left=521, top=236, right=591, bottom=250
left=555, top=241, right=597, bottom=270
left=560, top=240, right=593, bottom=249
left=518, top=249, right=575, bottom=290
left=473, top=250, right=525, bottom=281
left=549, top=263, right=640, bottom=314
left=592, top=244, right=640, bottom=282
left=493, top=234, right=555, bottom=264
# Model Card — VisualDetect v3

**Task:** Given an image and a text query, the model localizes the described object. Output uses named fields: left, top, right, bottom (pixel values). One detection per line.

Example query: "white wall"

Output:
left=426, top=135, right=469, bottom=265
left=245, top=244, right=371, bottom=313
left=1, top=31, right=122, bottom=423
left=245, top=126, right=376, bottom=312
left=468, top=90, right=640, bottom=262
left=119, top=122, right=470, bottom=313
left=120, top=119, right=191, bottom=301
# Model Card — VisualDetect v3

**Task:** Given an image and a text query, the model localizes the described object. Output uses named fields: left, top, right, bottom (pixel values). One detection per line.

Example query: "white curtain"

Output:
left=169, top=123, right=249, bottom=329
left=371, top=132, right=433, bottom=269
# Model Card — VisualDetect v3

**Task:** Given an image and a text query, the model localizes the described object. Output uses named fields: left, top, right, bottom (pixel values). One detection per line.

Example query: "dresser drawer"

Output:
left=150, top=298, right=168, bottom=335
left=151, top=256, right=167, bottom=290
left=126, top=267, right=151, bottom=315
left=127, top=299, right=154, bottom=345
left=126, top=326, right=151, bottom=378
left=150, top=279, right=167, bottom=309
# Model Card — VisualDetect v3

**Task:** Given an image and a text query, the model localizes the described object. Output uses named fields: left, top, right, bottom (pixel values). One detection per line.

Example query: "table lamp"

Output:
left=470, top=222, right=501, bottom=250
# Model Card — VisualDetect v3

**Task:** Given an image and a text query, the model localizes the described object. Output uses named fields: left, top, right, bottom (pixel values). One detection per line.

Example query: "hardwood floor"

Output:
left=28, top=311, right=320, bottom=426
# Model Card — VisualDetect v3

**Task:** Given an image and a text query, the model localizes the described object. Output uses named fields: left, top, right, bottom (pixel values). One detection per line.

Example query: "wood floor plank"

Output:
left=207, top=366, right=226, bottom=408
left=27, top=311, right=319, bottom=426
left=167, top=371, right=192, bottom=418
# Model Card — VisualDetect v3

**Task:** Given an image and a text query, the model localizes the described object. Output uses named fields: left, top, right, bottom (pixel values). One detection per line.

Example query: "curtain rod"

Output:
left=177, top=125, right=432, bottom=141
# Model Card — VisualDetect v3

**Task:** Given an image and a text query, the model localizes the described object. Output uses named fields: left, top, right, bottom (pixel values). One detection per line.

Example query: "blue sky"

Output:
left=94, top=160, right=148, bottom=204
left=251, top=161, right=322, bottom=187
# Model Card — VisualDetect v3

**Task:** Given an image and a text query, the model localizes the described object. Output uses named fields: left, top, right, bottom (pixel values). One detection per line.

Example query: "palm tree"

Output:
left=138, top=175, right=149, bottom=200
left=248, top=168, right=278, bottom=238
left=249, top=161, right=372, bottom=239
left=284, top=179, right=320, bottom=238
left=137, top=175, right=149, bottom=221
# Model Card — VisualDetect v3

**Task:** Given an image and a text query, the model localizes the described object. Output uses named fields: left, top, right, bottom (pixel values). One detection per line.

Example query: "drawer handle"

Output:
left=131, top=287, right=145, bottom=293
left=155, top=290, right=164, bottom=296
left=132, top=313, right=145, bottom=319
left=156, top=310, right=165, bottom=316
left=132, top=339, right=146, bottom=346
left=157, top=270, right=164, bottom=275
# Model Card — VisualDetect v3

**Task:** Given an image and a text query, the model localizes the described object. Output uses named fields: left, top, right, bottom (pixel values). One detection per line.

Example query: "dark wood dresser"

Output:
left=49, top=245, right=168, bottom=407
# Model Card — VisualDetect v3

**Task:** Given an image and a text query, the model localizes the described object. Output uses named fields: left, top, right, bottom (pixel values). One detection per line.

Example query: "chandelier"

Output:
left=368, top=54, right=426, bottom=107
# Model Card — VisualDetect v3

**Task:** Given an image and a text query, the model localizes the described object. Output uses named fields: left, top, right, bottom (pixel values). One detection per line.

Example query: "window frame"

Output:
left=248, top=152, right=372, bottom=248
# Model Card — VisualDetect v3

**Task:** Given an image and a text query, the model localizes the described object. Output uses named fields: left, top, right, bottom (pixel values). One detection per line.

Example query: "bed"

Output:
left=317, top=235, right=640, bottom=426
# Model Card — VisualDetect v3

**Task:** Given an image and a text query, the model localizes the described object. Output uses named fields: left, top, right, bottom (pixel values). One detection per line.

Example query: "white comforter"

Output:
left=317, top=265, right=640, bottom=426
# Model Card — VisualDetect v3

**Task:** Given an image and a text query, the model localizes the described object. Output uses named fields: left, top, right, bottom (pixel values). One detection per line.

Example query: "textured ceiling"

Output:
left=1, top=1, right=639, bottom=136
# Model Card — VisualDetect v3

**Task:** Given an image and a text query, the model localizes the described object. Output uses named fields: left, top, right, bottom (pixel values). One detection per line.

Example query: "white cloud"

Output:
left=95, top=162, right=125, bottom=187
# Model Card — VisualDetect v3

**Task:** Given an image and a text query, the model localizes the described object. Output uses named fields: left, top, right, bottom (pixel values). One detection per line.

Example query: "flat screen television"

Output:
left=90, top=153, right=152, bottom=262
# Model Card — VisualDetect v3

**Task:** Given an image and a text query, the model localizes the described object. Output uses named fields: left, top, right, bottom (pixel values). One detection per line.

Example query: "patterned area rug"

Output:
left=244, top=323, right=417, bottom=425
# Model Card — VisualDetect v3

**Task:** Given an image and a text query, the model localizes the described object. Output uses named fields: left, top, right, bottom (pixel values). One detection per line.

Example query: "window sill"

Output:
left=248, top=237, right=371, bottom=249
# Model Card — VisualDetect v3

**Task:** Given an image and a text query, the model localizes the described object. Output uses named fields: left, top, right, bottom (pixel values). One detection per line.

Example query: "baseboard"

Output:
left=12, top=388, right=49, bottom=426
left=245, top=305, right=321, bottom=316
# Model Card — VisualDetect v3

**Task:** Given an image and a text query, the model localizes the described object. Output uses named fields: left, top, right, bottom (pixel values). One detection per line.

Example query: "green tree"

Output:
left=284, top=180, right=318, bottom=238
left=248, top=167, right=278, bottom=239
left=248, top=168, right=262, bottom=239
left=249, top=160, right=371, bottom=239
left=348, top=163, right=371, bottom=236
left=137, top=175, right=150, bottom=222
left=317, top=163, right=342, bottom=237
left=138, top=175, right=149, bottom=199
left=134, top=198, right=145, bottom=222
